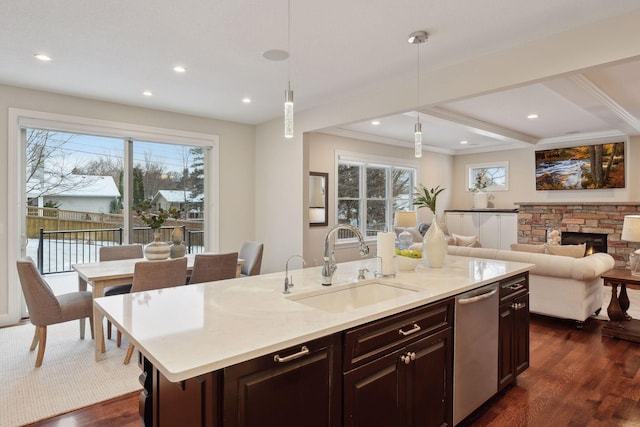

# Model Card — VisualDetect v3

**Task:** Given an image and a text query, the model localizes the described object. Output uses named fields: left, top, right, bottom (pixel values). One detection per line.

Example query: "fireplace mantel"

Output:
left=515, top=202, right=640, bottom=268
left=515, top=202, right=640, bottom=207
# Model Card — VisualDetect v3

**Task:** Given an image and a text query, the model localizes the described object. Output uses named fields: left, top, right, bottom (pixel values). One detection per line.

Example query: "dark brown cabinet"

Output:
left=343, top=299, right=453, bottom=427
left=498, top=274, right=530, bottom=391
left=139, top=356, right=222, bottom=427
left=223, top=334, right=342, bottom=427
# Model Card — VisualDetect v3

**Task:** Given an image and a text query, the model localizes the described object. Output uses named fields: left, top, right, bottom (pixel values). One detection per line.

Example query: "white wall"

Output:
left=452, top=136, right=640, bottom=210
left=0, top=84, right=255, bottom=325
left=304, top=132, right=453, bottom=266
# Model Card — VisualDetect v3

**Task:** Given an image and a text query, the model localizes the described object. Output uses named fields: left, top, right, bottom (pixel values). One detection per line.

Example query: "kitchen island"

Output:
left=95, top=254, right=533, bottom=426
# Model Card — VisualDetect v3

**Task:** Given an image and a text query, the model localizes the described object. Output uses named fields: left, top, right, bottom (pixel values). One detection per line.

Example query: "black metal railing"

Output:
left=36, top=225, right=203, bottom=274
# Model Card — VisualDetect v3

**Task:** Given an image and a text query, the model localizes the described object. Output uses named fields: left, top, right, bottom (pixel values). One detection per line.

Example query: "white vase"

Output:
left=144, top=232, right=171, bottom=260
left=423, top=217, right=448, bottom=268
left=169, top=226, right=186, bottom=258
left=473, top=192, right=489, bottom=209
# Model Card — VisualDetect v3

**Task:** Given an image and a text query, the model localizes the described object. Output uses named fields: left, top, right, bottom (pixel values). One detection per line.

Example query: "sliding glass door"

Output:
left=23, top=129, right=207, bottom=275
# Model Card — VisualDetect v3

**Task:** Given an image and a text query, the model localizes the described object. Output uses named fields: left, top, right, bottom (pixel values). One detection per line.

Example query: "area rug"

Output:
left=0, top=321, right=141, bottom=427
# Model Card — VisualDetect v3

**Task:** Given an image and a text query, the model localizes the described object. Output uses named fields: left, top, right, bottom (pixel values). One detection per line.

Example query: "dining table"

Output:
left=72, top=253, right=246, bottom=361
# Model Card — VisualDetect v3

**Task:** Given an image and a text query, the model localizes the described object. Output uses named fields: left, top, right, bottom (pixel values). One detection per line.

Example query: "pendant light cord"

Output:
left=287, top=0, right=291, bottom=85
left=416, top=41, right=420, bottom=125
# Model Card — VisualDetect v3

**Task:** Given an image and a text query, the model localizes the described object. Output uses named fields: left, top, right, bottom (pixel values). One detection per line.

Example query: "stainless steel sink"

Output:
left=287, top=281, right=419, bottom=313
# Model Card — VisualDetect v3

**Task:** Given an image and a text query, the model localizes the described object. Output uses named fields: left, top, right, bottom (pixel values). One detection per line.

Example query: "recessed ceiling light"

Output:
left=34, top=53, right=52, bottom=61
left=242, top=97, right=251, bottom=104
left=527, top=113, right=539, bottom=119
left=371, top=120, right=380, bottom=126
left=460, top=140, right=468, bottom=145
left=173, top=66, right=186, bottom=73
left=143, top=90, right=153, bottom=97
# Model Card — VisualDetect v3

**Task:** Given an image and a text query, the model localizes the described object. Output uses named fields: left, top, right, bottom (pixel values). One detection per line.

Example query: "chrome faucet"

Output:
left=283, top=255, right=306, bottom=294
left=322, top=224, right=369, bottom=286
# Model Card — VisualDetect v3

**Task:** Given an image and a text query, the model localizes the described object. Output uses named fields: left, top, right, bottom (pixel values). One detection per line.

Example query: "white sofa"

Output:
left=446, top=246, right=615, bottom=324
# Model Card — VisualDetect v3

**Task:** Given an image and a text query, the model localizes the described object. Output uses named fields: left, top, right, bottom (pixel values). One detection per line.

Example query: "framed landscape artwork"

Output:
left=535, top=142, right=625, bottom=190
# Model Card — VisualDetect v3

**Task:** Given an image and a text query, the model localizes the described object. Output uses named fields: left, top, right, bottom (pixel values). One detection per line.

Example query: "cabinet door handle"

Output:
left=400, top=351, right=417, bottom=365
left=507, top=283, right=524, bottom=291
left=398, top=323, right=421, bottom=336
left=510, top=302, right=526, bottom=310
left=273, top=346, right=309, bottom=363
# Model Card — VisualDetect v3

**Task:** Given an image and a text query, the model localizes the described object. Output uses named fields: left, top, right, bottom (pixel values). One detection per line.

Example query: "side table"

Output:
left=602, top=268, right=640, bottom=343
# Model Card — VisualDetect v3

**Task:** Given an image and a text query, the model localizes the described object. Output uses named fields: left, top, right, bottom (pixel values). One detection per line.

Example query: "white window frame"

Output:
left=6, top=108, right=219, bottom=325
left=335, top=151, right=418, bottom=242
left=466, top=161, right=509, bottom=192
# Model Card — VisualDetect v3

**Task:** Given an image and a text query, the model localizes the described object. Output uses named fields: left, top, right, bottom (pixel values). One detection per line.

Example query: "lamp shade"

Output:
left=622, top=215, right=640, bottom=242
left=394, top=211, right=417, bottom=228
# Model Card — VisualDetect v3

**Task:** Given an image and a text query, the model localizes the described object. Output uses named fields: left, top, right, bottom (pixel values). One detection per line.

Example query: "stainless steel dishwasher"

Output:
left=453, top=282, right=499, bottom=426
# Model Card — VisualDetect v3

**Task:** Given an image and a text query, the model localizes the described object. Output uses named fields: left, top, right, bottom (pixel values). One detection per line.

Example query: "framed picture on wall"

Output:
left=535, top=141, right=625, bottom=190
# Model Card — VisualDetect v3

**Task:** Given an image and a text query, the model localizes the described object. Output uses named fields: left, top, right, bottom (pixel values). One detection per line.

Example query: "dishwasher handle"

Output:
left=457, top=288, right=497, bottom=305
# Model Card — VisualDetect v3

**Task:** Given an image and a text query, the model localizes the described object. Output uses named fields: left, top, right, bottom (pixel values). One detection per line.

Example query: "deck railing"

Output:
left=36, top=225, right=204, bottom=274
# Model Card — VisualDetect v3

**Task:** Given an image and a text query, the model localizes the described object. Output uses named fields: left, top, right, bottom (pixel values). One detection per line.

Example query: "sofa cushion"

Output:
left=546, top=243, right=586, bottom=258
left=511, top=243, right=546, bottom=253
left=452, top=233, right=480, bottom=247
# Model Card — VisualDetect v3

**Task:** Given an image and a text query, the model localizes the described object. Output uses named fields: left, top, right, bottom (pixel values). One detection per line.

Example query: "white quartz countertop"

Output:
left=95, top=255, right=533, bottom=382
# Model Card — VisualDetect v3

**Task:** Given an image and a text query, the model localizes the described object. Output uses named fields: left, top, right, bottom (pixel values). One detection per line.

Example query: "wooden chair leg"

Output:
left=29, top=327, right=39, bottom=351
left=117, top=330, right=122, bottom=348
left=89, top=316, right=95, bottom=340
left=35, top=326, right=47, bottom=368
left=124, top=343, right=135, bottom=365
left=107, top=320, right=112, bottom=339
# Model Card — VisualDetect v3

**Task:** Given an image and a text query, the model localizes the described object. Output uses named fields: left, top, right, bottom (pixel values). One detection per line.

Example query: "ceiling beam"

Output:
left=420, top=107, right=538, bottom=145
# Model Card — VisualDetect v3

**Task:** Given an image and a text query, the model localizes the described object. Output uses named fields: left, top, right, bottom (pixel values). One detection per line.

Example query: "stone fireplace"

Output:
left=516, top=202, right=640, bottom=268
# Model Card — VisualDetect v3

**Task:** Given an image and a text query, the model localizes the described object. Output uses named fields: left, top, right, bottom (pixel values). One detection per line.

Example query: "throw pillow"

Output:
left=510, top=243, right=546, bottom=254
left=452, top=233, right=479, bottom=247
left=546, top=243, right=586, bottom=258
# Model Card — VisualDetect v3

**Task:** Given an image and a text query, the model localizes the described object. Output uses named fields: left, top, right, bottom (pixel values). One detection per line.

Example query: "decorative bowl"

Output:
left=396, top=255, right=421, bottom=271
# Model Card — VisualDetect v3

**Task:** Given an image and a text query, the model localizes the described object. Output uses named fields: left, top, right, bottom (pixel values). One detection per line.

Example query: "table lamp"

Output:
left=621, top=215, right=640, bottom=276
left=394, top=211, right=417, bottom=249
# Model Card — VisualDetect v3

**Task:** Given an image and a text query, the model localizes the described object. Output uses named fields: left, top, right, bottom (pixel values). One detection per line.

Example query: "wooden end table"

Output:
left=602, top=268, right=640, bottom=343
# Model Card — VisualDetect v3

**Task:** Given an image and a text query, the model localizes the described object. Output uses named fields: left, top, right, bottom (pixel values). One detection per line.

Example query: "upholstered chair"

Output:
left=189, top=252, right=239, bottom=284
left=17, top=257, right=94, bottom=367
left=123, top=257, right=188, bottom=364
left=100, top=244, right=143, bottom=346
left=238, top=241, right=264, bottom=276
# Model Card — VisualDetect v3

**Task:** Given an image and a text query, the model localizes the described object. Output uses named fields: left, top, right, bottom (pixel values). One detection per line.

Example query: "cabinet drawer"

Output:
left=343, top=299, right=453, bottom=371
left=499, top=273, right=528, bottom=303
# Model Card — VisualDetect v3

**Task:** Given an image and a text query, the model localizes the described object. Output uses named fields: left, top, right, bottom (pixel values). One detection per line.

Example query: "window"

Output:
left=467, top=162, right=509, bottom=192
left=337, top=152, right=416, bottom=240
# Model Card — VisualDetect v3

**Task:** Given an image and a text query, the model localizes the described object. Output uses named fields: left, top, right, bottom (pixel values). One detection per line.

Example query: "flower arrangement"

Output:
left=135, top=200, right=180, bottom=230
left=469, top=170, right=488, bottom=193
left=413, top=184, right=445, bottom=215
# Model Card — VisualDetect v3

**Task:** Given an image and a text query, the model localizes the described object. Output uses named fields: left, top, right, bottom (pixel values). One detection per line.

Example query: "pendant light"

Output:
left=284, top=0, right=294, bottom=138
left=408, top=31, right=428, bottom=158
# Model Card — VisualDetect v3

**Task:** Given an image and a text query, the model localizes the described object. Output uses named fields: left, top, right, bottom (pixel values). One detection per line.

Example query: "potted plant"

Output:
left=469, top=170, right=490, bottom=209
left=136, top=201, right=173, bottom=260
left=413, top=184, right=447, bottom=268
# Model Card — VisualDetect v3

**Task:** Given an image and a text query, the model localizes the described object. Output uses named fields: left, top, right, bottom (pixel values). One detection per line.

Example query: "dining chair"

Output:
left=100, top=244, right=143, bottom=347
left=189, top=252, right=239, bottom=284
left=123, top=257, right=188, bottom=364
left=239, top=241, right=264, bottom=276
left=16, top=257, right=94, bottom=367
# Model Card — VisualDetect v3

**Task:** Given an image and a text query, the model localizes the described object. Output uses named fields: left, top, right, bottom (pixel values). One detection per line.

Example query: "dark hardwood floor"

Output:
left=24, top=315, right=640, bottom=427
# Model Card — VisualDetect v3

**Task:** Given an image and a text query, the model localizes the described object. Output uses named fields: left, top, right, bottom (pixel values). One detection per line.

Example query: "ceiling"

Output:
left=2, top=0, right=640, bottom=155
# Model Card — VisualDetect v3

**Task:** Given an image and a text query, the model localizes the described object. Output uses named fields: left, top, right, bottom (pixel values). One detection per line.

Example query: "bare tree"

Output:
left=25, top=129, right=95, bottom=198
left=72, top=155, right=123, bottom=185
